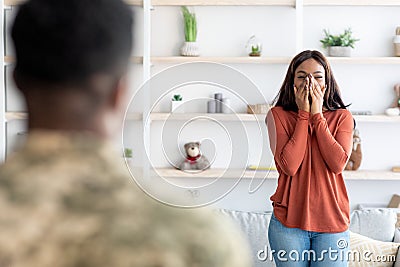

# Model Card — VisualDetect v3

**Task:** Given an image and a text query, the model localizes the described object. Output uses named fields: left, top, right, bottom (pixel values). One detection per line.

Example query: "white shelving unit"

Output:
left=135, top=0, right=400, bottom=181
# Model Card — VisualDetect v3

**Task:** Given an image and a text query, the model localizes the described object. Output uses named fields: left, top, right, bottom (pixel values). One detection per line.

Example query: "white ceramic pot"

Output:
left=328, top=46, right=352, bottom=57
left=385, top=107, right=400, bottom=116
left=181, top=42, right=200, bottom=57
left=171, top=101, right=184, bottom=113
left=222, top=98, right=232, bottom=114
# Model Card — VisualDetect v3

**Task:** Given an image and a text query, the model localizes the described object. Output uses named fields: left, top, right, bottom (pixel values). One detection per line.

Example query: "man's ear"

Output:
left=108, top=75, right=128, bottom=111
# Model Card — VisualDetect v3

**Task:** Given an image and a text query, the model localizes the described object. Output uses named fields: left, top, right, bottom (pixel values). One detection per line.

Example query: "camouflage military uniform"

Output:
left=0, top=130, right=251, bottom=267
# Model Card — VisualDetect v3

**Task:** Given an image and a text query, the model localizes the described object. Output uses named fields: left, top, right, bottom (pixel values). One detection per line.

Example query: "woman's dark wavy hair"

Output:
left=273, top=50, right=349, bottom=112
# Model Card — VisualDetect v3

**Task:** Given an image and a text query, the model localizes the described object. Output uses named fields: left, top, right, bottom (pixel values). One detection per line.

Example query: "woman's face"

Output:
left=294, top=58, right=326, bottom=90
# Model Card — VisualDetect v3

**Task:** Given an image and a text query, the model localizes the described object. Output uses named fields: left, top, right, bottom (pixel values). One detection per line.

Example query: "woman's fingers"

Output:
left=309, top=85, right=315, bottom=99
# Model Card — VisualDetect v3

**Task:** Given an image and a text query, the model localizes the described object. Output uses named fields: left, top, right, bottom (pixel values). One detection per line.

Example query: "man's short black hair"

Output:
left=11, top=0, right=133, bottom=86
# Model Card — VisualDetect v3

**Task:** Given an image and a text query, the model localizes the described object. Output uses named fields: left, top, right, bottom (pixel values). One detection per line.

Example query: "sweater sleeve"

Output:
left=266, top=109, right=309, bottom=176
left=311, top=111, right=354, bottom=174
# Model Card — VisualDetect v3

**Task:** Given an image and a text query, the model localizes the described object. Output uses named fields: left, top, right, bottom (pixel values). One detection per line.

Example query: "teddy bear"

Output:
left=179, top=142, right=210, bottom=171
left=345, top=129, right=362, bottom=171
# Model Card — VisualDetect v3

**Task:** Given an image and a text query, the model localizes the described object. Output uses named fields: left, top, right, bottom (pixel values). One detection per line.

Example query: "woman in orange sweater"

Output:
left=266, top=50, right=354, bottom=266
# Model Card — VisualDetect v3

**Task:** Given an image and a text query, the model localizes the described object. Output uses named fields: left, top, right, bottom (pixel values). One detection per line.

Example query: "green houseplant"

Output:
left=171, top=94, right=184, bottom=113
left=250, top=45, right=261, bottom=57
left=180, top=6, right=199, bottom=56
left=124, top=148, right=133, bottom=158
left=320, top=28, right=359, bottom=57
left=172, top=94, right=183, bottom=101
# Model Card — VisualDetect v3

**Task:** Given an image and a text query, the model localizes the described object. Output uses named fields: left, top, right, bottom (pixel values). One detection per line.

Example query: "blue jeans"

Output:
left=268, top=213, right=349, bottom=267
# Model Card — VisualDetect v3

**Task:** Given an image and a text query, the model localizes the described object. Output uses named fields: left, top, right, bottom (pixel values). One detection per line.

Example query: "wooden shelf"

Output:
left=10, top=112, right=398, bottom=123
left=3, top=56, right=142, bottom=65
left=151, top=56, right=291, bottom=64
left=4, top=56, right=13, bottom=64
left=4, top=0, right=143, bottom=6
left=154, top=168, right=400, bottom=180
left=304, top=0, right=400, bottom=6
left=125, top=113, right=143, bottom=120
left=132, top=113, right=400, bottom=123
left=4, top=0, right=24, bottom=6
left=327, top=57, right=400, bottom=64
left=154, top=168, right=279, bottom=179
left=5, top=112, right=27, bottom=122
left=152, top=57, right=400, bottom=65
left=150, top=0, right=295, bottom=6
left=5, top=56, right=400, bottom=66
left=149, top=112, right=267, bottom=121
left=5, top=0, right=400, bottom=7
left=353, top=115, right=400, bottom=123
left=343, top=170, right=400, bottom=180
left=3, top=0, right=294, bottom=6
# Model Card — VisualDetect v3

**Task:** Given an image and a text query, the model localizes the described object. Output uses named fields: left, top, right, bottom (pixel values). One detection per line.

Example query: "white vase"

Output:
left=171, top=101, right=184, bottom=113
left=222, top=98, right=232, bottom=114
left=181, top=42, right=200, bottom=57
left=328, top=46, right=352, bottom=57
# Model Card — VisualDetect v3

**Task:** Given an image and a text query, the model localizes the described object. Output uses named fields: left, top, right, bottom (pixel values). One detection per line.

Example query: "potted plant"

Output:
left=123, top=148, right=133, bottom=166
left=320, top=28, right=359, bottom=57
left=246, top=35, right=262, bottom=57
left=180, top=6, right=199, bottom=56
left=124, top=148, right=133, bottom=158
left=171, top=94, right=184, bottom=113
left=249, top=45, right=262, bottom=57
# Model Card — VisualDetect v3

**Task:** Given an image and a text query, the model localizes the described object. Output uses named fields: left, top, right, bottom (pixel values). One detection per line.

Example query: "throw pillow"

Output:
left=349, top=231, right=400, bottom=267
left=350, top=209, right=397, bottom=242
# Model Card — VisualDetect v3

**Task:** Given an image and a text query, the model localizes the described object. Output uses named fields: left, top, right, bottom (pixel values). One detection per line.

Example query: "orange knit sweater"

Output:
left=266, top=106, right=354, bottom=233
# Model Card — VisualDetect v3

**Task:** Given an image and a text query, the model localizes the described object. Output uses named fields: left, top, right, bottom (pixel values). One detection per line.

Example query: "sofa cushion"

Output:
left=349, top=231, right=400, bottom=267
left=394, top=228, right=400, bottom=243
left=217, top=209, right=273, bottom=267
left=349, top=209, right=397, bottom=242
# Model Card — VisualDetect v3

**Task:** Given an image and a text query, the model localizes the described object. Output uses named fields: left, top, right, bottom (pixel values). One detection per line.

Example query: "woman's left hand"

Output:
left=309, top=76, right=326, bottom=115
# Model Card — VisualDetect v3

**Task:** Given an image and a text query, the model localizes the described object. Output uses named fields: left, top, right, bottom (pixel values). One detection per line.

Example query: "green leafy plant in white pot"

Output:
left=171, top=94, right=184, bottom=113
left=320, top=28, right=359, bottom=57
left=181, top=6, right=199, bottom=57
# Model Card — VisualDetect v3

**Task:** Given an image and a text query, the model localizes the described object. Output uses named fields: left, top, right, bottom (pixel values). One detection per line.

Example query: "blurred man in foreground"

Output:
left=0, top=0, right=251, bottom=266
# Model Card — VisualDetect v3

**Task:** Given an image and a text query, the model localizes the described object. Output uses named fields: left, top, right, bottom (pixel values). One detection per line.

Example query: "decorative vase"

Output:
left=328, top=46, right=352, bottom=57
left=207, top=100, right=216, bottom=113
left=181, top=42, right=200, bottom=57
left=385, top=107, right=400, bottom=116
left=222, top=98, right=232, bottom=114
left=214, top=93, right=223, bottom=113
left=393, top=27, right=400, bottom=57
left=171, top=101, right=184, bottom=113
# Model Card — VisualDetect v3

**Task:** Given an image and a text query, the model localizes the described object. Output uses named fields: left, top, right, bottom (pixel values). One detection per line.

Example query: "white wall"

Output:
left=4, top=5, right=400, bottom=212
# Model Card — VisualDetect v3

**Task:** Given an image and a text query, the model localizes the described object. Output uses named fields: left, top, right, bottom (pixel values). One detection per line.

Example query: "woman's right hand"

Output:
left=294, top=77, right=310, bottom=113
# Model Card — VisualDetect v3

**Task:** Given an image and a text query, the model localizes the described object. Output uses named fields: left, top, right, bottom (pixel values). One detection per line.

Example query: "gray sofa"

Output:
left=219, top=208, right=400, bottom=267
